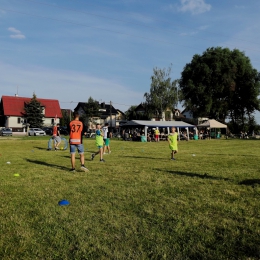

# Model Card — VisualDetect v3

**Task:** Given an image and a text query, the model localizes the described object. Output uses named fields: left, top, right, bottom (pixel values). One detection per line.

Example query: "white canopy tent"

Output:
left=121, top=120, right=194, bottom=140
left=197, top=119, right=227, bottom=138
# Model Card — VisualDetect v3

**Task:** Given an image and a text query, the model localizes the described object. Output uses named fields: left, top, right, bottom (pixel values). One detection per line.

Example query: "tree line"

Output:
left=24, top=46, right=260, bottom=133
left=126, top=47, right=260, bottom=133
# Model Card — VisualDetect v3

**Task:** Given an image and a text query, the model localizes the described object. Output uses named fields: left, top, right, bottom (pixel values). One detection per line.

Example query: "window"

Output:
left=51, top=119, right=54, bottom=124
left=17, top=118, right=21, bottom=124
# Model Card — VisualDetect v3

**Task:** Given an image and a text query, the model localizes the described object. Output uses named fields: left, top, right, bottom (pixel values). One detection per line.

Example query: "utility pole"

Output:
left=110, top=101, right=112, bottom=127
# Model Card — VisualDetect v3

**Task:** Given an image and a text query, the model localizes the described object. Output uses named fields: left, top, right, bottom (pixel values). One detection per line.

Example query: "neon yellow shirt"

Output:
left=168, top=132, right=178, bottom=151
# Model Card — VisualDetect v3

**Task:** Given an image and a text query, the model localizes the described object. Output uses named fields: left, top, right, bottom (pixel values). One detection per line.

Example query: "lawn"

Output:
left=0, top=136, right=260, bottom=260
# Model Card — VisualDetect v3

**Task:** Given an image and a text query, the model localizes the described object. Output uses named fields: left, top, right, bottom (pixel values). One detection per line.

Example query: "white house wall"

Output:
left=5, top=116, right=60, bottom=129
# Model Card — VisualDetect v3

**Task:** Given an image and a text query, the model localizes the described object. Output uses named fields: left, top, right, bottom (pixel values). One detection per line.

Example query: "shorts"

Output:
left=97, top=145, right=103, bottom=149
left=104, top=138, right=110, bottom=146
left=70, top=144, right=84, bottom=154
left=54, top=136, right=61, bottom=143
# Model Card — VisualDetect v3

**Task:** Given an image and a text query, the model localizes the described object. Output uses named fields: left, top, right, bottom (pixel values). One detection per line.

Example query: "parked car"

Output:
left=28, top=128, right=46, bottom=136
left=59, top=126, right=69, bottom=136
left=42, top=127, right=53, bottom=135
left=0, top=128, right=12, bottom=136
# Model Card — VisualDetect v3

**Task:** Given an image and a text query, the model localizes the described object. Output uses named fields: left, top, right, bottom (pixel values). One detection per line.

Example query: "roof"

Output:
left=1, top=96, right=62, bottom=118
left=197, top=119, right=227, bottom=128
left=74, top=102, right=118, bottom=115
left=121, top=120, right=194, bottom=128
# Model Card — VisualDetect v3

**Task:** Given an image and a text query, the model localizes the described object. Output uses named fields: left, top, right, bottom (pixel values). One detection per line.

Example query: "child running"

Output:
left=91, top=123, right=105, bottom=162
left=167, top=127, right=178, bottom=160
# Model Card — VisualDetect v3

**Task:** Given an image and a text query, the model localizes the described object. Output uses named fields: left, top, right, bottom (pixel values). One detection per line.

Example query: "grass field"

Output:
left=1, top=136, right=260, bottom=260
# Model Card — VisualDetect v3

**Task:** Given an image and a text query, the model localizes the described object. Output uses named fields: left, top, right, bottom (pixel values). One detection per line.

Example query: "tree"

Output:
left=124, top=104, right=150, bottom=120
left=144, top=66, right=179, bottom=120
left=82, top=97, right=101, bottom=125
left=24, top=93, right=44, bottom=128
left=60, top=109, right=71, bottom=127
left=125, top=105, right=137, bottom=120
left=179, top=47, right=260, bottom=123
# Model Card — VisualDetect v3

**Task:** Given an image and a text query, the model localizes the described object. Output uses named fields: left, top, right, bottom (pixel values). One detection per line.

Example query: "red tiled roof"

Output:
left=1, top=96, right=62, bottom=118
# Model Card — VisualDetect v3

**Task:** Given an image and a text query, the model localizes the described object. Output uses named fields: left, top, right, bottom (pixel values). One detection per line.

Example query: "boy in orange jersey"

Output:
left=68, top=111, right=88, bottom=172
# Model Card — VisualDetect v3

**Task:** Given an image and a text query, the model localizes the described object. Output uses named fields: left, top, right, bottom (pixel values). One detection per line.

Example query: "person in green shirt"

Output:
left=167, top=127, right=178, bottom=160
left=91, top=123, right=105, bottom=162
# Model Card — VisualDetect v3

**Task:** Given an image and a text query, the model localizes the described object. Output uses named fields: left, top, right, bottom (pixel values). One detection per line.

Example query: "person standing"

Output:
left=167, top=127, right=178, bottom=160
left=155, top=128, right=160, bottom=142
left=102, top=123, right=111, bottom=154
left=68, top=111, right=89, bottom=172
left=91, top=123, right=105, bottom=162
left=52, top=123, right=61, bottom=150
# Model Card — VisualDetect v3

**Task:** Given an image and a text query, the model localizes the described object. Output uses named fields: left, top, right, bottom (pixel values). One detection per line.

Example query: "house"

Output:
left=74, top=102, right=124, bottom=129
left=0, top=95, right=62, bottom=132
left=134, top=103, right=184, bottom=121
left=181, top=108, right=208, bottom=125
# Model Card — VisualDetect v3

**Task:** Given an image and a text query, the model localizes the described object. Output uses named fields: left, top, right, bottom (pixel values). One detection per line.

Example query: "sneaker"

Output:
left=55, top=147, right=60, bottom=150
left=70, top=168, right=76, bottom=172
left=81, top=165, right=89, bottom=172
left=100, top=159, right=105, bottom=162
left=109, top=151, right=111, bottom=154
left=91, top=153, right=95, bottom=160
left=103, top=152, right=107, bottom=155
left=171, top=158, right=176, bottom=160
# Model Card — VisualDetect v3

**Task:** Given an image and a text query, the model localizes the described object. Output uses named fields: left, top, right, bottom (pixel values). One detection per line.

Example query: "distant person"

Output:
left=155, top=128, right=160, bottom=142
left=52, top=123, right=61, bottom=150
left=102, top=123, right=112, bottom=154
left=68, top=111, right=89, bottom=172
left=167, top=127, right=178, bottom=160
left=91, top=123, right=105, bottom=162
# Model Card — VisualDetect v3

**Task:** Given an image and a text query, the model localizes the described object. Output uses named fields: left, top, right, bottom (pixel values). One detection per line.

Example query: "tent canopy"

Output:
left=121, top=120, right=194, bottom=128
left=197, top=119, right=227, bottom=128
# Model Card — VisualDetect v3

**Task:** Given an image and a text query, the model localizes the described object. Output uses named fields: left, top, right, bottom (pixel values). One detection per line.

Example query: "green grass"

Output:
left=1, top=136, right=260, bottom=260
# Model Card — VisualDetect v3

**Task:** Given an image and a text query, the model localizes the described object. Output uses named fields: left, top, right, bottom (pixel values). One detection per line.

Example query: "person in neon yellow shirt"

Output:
left=155, top=128, right=160, bottom=142
left=91, top=123, right=105, bottom=162
left=167, top=127, right=178, bottom=160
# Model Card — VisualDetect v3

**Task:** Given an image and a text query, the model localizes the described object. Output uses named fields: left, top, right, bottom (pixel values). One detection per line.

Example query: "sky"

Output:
left=0, top=0, right=260, bottom=122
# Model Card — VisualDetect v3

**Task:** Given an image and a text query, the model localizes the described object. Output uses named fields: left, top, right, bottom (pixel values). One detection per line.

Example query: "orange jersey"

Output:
left=53, top=126, right=58, bottom=136
left=69, top=120, right=83, bottom=144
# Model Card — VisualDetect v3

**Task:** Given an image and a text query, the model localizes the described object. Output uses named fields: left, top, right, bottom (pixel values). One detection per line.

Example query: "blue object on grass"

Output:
left=58, top=200, right=70, bottom=206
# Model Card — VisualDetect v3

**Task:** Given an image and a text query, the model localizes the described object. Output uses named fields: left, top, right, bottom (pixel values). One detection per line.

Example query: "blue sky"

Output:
left=1, top=0, right=260, bottom=122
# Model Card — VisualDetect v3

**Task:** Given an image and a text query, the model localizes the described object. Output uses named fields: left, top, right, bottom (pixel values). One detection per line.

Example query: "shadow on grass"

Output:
left=61, top=154, right=94, bottom=161
left=157, top=169, right=231, bottom=181
left=239, top=179, right=260, bottom=186
left=26, top=158, right=69, bottom=171
left=33, top=146, right=48, bottom=150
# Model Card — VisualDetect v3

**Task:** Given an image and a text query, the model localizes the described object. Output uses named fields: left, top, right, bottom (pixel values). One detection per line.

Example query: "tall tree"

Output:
left=60, top=109, right=71, bottom=127
left=124, top=104, right=150, bottom=120
left=82, top=97, right=101, bottom=125
left=144, top=67, right=179, bottom=119
left=125, top=105, right=137, bottom=120
left=179, top=47, right=260, bottom=123
left=24, top=93, right=44, bottom=128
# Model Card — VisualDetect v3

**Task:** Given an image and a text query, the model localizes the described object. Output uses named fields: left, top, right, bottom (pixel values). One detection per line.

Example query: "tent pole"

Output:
left=177, top=127, right=180, bottom=141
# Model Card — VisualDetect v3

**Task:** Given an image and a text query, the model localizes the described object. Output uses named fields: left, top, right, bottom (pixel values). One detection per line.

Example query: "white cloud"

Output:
left=8, top=27, right=21, bottom=34
left=10, top=34, right=26, bottom=39
left=178, top=0, right=211, bottom=15
left=8, top=27, right=26, bottom=39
